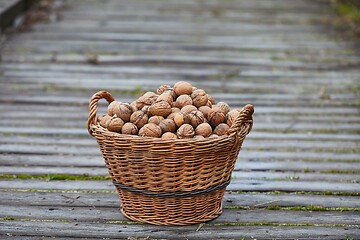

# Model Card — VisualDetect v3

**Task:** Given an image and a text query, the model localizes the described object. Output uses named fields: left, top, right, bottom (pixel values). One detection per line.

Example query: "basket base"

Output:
left=117, top=187, right=226, bottom=226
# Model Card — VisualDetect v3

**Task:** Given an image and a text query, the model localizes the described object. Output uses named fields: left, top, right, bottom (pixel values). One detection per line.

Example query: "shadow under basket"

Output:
left=88, top=91, right=254, bottom=226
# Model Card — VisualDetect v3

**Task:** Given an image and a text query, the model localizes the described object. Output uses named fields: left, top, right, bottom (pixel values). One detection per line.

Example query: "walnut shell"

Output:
left=226, top=109, right=240, bottom=127
left=173, top=112, right=190, bottom=127
left=209, top=134, right=219, bottom=138
left=171, top=107, right=180, bottom=113
left=130, top=110, right=149, bottom=129
left=156, top=91, right=174, bottom=105
left=216, top=102, right=230, bottom=115
left=161, top=132, right=178, bottom=139
left=107, top=101, right=119, bottom=116
left=175, top=94, right=193, bottom=109
left=106, top=116, right=124, bottom=133
left=195, top=122, right=212, bottom=137
left=194, top=135, right=205, bottom=140
left=157, top=84, right=171, bottom=95
left=207, top=94, right=215, bottom=105
left=141, top=105, right=150, bottom=115
left=158, top=119, right=176, bottom=133
left=148, top=115, right=164, bottom=125
left=198, top=106, right=211, bottom=119
left=121, top=122, right=138, bottom=135
left=191, top=89, right=208, bottom=108
left=149, top=100, right=172, bottom=117
left=113, top=102, right=134, bottom=122
left=213, top=123, right=230, bottom=136
left=130, top=101, right=138, bottom=112
left=139, top=123, right=162, bottom=138
left=188, top=110, right=205, bottom=128
left=173, top=81, right=193, bottom=96
left=177, top=124, right=195, bottom=139
left=166, top=112, right=177, bottom=121
left=99, top=114, right=112, bottom=128
left=181, top=105, right=197, bottom=114
left=207, top=107, right=226, bottom=127
left=136, top=92, right=158, bottom=109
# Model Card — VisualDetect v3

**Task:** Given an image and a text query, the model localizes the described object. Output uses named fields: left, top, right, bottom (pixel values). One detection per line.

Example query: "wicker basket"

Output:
left=87, top=91, right=254, bottom=226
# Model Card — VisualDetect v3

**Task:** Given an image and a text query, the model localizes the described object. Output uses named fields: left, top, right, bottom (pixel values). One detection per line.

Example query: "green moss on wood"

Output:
left=0, top=174, right=112, bottom=181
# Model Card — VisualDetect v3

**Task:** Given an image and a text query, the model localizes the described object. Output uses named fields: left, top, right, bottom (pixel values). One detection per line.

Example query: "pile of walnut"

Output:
left=99, top=81, right=240, bottom=139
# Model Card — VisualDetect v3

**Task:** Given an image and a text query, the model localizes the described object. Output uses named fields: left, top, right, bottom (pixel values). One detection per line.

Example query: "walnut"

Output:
left=139, top=123, right=162, bottom=138
left=177, top=124, right=195, bottom=139
left=175, top=94, right=193, bottom=109
left=171, top=107, right=180, bottom=113
left=141, top=105, right=150, bottom=115
left=205, top=100, right=213, bottom=108
left=207, top=94, right=215, bottom=105
left=216, top=102, right=230, bottom=115
left=130, top=101, right=138, bottom=112
left=181, top=105, right=197, bottom=114
left=194, top=135, right=205, bottom=140
left=161, top=132, right=178, bottom=139
left=157, top=84, right=171, bottom=95
left=188, top=110, right=205, bottom=128
left=209, top=134, right=219, bottom=138
left=106, top=116, right=124, bottom=133
left=149, top=100, right=172, bottom=117
left=156, top=91, right=174, bottom=105
left=166, top=112, right=177, bottom=121
left=136, top=92, right=158, bottom=109
left=173, top=81, right=193, bottom=96
left=213, top=123, right=230, bottom=136
left=158, top=119, right=176, bottom=133
left=191, top=89, right=208, bottom=108
left=198, top=106, right=211, bottom=119
left=113, top=102, right=134, bottom=122
left=207, top=107, right=226, bottom=127
left=121, top=122, right=138, bottom=135
left=192, top=86, right=198, bottom=92
left=226, top=109, right=240, bottom=127
left=99, top=114, right=112, bottom=128
left=107, top=101, right=119, bottom=116
left=195, top=122, right=212, bottom=137
left=173, top=112, right=190, bottom=127
left=130, top=110, right=149, bottom=129
left=148, top=115, right=164, bottom=125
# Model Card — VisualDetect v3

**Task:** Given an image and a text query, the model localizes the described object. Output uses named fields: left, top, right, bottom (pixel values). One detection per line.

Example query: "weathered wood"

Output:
left=0, top=220, right=359, bottom=239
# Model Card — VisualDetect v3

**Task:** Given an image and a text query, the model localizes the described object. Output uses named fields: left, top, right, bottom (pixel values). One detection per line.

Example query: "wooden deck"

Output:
left=0, top=0, right=359, bottom=239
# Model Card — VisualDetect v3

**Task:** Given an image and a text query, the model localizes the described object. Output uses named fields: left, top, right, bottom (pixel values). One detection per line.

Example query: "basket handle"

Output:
left=227, top=104, right=254, bottom=137
left=88, top=91, right=115, bottom=136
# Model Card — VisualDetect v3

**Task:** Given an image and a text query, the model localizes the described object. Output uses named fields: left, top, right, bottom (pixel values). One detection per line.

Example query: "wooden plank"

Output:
left=0, top=179, right=358, bottom=193
left=2, top=190, right=359, bottom=208
left=0, top=220, right=358, bottom=239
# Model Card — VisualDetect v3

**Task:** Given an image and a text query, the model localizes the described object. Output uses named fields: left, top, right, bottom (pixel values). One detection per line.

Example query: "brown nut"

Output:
left=166, top=112, right=177, bottom=121
left=113, top=102, right=134, bottom=122
left=207, top=94, right=215, bottom=105
left=181, top=105, right=197, bottom=114
left=216, top=102, right=231, bottom=115
left=161, top=132, right=178, bottom=139
left=156, top=91, right=174, bottom=105
left=148, top=115, right=164, bottom=125
left=149, top=100, right=172, bottom=117
left=121, top=122, right=138, bottom=135
left=141, top=105, right=150, bottom=115
left=194, top=135, right=205, bottom=140
left=171, top=107, right=181, bottom=113
left=207, top=107, right=226, bottom=127
left=226, top=109, right=240, bottom=127
left=188, top=110, right=205, bottom=128
left=195, top=122, right=212, bottom=137
left=157, top=84, right=171, bottom=95
left=198, top=106, right=211, bottom=119
left=99, top=114, right=112, bottom=128
left=175, top=94, right=193, bottom=109
left=158, top=119, right=176, bottom=133
left=173, top=81, right=193, bottom=96
left=213, top=123, right=230, bottom=136
left=130, top=101, right=138, bottom=112
left=177, top=124, right=195, bottom=139
left=106, top=116, right=124, bottom=133
left=191, top=89, right=208, bottom=108
left=138, top=123, right=162, bottom=138
left=173, top=112, right=190, bottom=127
left=107, top=101, right=119, bottom=116
left=209, top=134, right=219, bottom=138
left=136, top=92, right=158, bottom=109
left=130, top=110, right=149, bottom=129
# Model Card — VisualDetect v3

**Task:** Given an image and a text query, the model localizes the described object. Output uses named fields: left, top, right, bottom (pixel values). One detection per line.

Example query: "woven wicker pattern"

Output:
left=88, top=91, right=254, bottom=225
